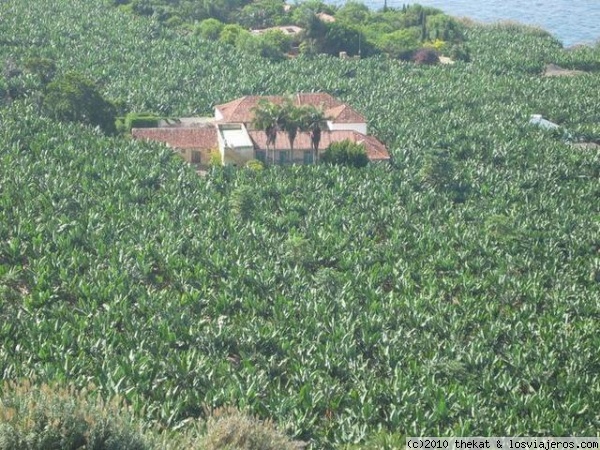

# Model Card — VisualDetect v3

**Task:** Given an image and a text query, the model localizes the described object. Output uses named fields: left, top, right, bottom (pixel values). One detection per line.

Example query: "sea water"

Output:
left=328, top=0, right=600, bottom=47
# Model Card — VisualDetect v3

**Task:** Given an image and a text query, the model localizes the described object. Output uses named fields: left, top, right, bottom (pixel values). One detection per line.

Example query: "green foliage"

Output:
left=251, top=98, right=326, bottom=160
left=448, top=42, right=471, bottom=62
left=335, top=1, right=371, bottom=25
left=210, top=150, right=224, bottom=167
left=262, top=29, right=294, bottom=53
left=197, top=18, right=225, bottom=41
left=418, top=150, right=454, bottom=189
left=164, top=15, right=183, bottom=28
left=23, top=57, right=57, bottom=85
left=376, top=27, right=421, bottom=59
left=238, top=30, right=292, bottom=61
left=290, top=0, right=336, bottom=27
left=425, top=14, right=465, bottom=42
left=43, top=71, right=117, bottom=133
left=123, top=112, right=160, bottom=131
left=238, top=0, right=288, bottom=29
left=220, top=24, right=250, bottom=46
left=466, top=22, right=563, bottom=74
left=321, top=22, right=375, bottom=57
left=229, top=185, right=256, bottom=221
left=246, top=159, right=265, bottom=171
left=1, top=1, right=600, bottom=448
left=321, top=139, right=369, bottom=167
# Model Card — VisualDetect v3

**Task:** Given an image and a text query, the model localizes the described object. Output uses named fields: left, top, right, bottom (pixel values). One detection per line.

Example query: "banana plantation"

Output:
left=0, top=0, right=599, bottom=448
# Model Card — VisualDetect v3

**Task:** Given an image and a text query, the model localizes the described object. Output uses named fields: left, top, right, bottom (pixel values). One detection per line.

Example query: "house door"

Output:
left=279, top=150, right=290, bottom=165
left=303, top=151, right=313, bottom=164
left=255, top=150, right=266, bottom=163
left=191, top=150, right=201, bottom=164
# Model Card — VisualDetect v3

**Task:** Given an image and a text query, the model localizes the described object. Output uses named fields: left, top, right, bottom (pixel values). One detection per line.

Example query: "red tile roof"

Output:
left=352, top=133, right=390, bottom=161
left=295, top=93, right=342, bottom=110
left=214, top=93, right=362, bottom=124
left=325, top=104, right=365, bottom=123
left=248, top=130, right=389, bottom=161
left=215, top=95, right=284, bottom=123
left=132, top=127, right=218, bottom=150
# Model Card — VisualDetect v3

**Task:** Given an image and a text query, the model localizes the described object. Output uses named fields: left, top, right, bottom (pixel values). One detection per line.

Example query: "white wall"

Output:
left=327, top=121, right=367, bottom=134
left=217, top=124, right=255, bottom=166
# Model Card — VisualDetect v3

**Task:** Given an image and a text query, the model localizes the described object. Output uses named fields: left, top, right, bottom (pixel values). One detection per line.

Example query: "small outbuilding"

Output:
left=529, top=114, right=560, bottom=130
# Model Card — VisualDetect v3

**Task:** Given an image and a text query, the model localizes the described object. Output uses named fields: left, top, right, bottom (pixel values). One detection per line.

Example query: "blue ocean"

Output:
left=329, top=0, right=600, bottom=47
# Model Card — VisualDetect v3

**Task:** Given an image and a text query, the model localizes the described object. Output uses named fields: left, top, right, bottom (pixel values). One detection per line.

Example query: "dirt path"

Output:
left=544, top=63, right=587, bottom=77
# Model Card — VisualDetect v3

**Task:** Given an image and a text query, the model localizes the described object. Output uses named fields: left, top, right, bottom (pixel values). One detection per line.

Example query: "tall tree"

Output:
left=252, top=99, right=282, bottom=164
left=302, top=105, right=328, bottom=163
left=43, top=71, right=116, bottom=134
left=279, top=98, right=302, bottom=164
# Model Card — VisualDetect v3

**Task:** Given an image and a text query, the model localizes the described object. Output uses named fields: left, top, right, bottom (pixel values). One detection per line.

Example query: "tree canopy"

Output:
left=43, top=71, right=117, bottom=133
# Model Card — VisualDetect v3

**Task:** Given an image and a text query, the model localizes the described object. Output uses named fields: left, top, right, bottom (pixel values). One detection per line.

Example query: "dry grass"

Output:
left=201, top=407, right=305, bottom=450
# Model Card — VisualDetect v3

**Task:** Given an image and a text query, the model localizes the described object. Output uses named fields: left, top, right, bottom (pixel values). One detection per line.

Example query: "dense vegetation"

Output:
left=116, top=0, right=467, bottom=61
left=321, top=140, right=369, bottom=167
left=1, top=0, right=599, bottom=448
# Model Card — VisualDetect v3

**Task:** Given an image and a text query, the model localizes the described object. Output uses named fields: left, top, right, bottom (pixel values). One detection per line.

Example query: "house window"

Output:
left=191, top=150, right=201, bottom=164
left=279, top=150, right=290, bottom=165
left=303, top=151, right=313, bottom=164
left=256, top=150, right=266, bottom=163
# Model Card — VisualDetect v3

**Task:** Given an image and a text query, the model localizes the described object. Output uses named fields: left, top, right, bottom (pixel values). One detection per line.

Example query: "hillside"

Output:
left=1, top=0, right=599, bottom=448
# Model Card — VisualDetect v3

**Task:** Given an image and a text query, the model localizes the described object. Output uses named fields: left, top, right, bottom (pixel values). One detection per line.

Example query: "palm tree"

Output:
left=252, top=99, right=282, bottom=164
left=302, top=105, right=328, bottom=163
left=253, top=99, right=328, bottom=165
left=278, top=98, right=303, bottom=165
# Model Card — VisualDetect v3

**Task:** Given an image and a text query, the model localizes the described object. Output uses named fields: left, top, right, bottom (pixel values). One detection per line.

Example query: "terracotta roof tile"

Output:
left=352, top=133, right=390, bottom=161
left=215, top=93, right=349, bottom=124
left=325, top=104, right=365, bottom=123
left=248, top=130, right=389, bottom=161
left=295, top=93, right=342, bottom=110
left=132, top=127, right=218, bottom=150
left=215, top=95, right=283, bottom=123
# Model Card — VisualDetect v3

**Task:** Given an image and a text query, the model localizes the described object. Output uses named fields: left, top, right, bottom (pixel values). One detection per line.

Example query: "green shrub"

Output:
left=321, top=139, right=369, bottom=168
left=209, top=149, right=223, bottom=167
left=245, top=159, right=264, bottom=171
left=0, top=380, right=149, bottom=450
left=124, top=112, right=160, bottom=131
left=448, top=42, right=471, bottom=61
left=164, top=15, right=183, bottom=28
left=220, top=24, right=249, bottom=47
left=197, top=18, right=224, bottom=41
left=115, top=116, right=126, bottom=133
left=376, top=27, right=421, bottom=59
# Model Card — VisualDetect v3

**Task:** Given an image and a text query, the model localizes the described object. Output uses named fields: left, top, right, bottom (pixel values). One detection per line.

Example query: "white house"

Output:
left=133, top=93, right=390, bottom=166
